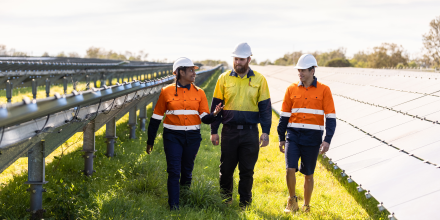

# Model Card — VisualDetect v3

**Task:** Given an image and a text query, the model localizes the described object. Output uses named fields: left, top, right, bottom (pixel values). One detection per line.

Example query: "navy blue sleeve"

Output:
left=201, top=113, right=217, bottom=124
left=258, top=98, right=272, bottom=134
left=324, top=118, right=336, bottom=144
left=277, top=116, right=289, bottom=142
left=210, top=97, right=223, bottom=134
left=147, top=118, right=161, bottom=145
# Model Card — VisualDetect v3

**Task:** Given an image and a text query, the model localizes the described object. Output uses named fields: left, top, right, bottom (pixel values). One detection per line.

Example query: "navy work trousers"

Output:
left=163, top=137, right=201, bottom=210
left=219, top=124, right=260, bottom=205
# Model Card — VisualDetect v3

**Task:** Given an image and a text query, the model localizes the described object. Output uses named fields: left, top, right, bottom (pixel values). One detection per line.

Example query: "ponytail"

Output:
left=174, top=67, right=187, bottom=96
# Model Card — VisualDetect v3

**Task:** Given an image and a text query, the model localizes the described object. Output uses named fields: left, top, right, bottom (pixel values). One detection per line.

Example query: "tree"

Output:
left=317, top=48, right=346, bottom=66
left=85, top=47, right=101, bottom=58
left=42, top=52, right=50, bottom=57
left=350, top=51, right=369, bottom=68
left=85, top=47, right=148, bottom=61
left=56, top=51, right=66, bottom=57
left=325, top=58, right=351, bottom=67
left=259, top=59, right=273, bottom=66
left=274, top=51, right=303, bottom=66
left=368, top=43, right=408, bottom=68
left=0, top=45, right=28, bottom=56
left=68, top=52, right=80, bottom=58
left=0, top=45, right=6, bottom=56
left=194, top=60, right=228, bottom=67
left=422, top=16, right=440, bottom=67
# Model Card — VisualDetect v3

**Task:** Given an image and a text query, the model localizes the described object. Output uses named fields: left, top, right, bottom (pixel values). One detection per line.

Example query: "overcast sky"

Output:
left=1, top=0, right=439, bottom=64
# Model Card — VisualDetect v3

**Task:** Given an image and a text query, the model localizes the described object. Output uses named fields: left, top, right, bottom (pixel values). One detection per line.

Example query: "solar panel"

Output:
left=253, top=65, right=440, bottom=219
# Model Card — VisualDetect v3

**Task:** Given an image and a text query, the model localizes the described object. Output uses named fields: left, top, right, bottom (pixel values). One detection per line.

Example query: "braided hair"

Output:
left=175, top=66, right=187, bottom=96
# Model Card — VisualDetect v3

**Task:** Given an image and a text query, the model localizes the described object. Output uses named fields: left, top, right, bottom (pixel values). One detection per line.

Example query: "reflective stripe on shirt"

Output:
left=280, top=111, right=292, bottom=117
left=287, top=122, right=324, bottom=131
left=165, top=110, right=199, bottom=115
left=152, top=113, right=163, bottom=120
left=199, top=112, right=208, bottom=119
left=291, top=108, right=324, bottom=115
left=163, top=123, right=201, bottom=131
left=325, top=113, right=336, bottom=118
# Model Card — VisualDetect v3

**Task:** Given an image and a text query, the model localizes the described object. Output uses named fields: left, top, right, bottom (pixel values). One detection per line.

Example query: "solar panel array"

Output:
left=252, top=65, right=440, bottom=220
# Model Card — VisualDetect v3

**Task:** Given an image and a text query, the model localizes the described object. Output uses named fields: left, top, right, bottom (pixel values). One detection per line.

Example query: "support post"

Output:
left=32, top=79, right=37, bottom=100
left=82, top=121, right=96, bottom=176
left=101, top=74, right=106, bottom=88
left=25, top=140, right=48, bottom=219
left=129, top=106, right=137, bottom=139
left=45, top=78, right=50, bottom=97
left=139, top=103, right=147, bottom=131
left=72, top=76, right=77, bottom=91
left=6, top=80, right=12, bottom=103
left=63, top=77, right=67, bottom=94
left=86, top=75, right=90, bottom=90
left=94, top=77, right=98, bottom=88
left=105, top=117, right=117, bottom=157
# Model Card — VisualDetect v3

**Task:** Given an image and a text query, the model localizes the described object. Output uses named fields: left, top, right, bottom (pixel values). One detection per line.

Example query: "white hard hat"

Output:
left=294, top=54, right=318, bottom=69
left=231, top=42, right=252, bottom=58
left=173, top=57, right=199, bottom=73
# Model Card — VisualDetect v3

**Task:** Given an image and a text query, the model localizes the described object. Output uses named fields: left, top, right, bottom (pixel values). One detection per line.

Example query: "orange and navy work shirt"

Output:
left=277, top=77, right=336, bottom=146
left=147, top=82, right=216, bottom=145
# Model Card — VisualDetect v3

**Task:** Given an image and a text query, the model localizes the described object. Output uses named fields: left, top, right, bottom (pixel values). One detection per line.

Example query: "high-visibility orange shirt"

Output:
left=152, top=83, right=210, bottom=130
left=147, top=82, right=217, bottom=145
left=277, top=77, right=336, bottom=146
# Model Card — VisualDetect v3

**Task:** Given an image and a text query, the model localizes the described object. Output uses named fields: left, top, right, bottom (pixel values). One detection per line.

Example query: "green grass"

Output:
left=0, top=69, right=388, bottom=219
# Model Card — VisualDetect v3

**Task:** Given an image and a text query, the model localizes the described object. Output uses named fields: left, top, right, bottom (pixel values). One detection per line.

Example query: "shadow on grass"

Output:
left=318, top=155, right=390, bottom=220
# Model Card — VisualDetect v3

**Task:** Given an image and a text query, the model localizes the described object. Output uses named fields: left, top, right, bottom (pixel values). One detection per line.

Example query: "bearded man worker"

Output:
left=210, top=42, right=272, bottom=208
left=277, top=54, right=336, bottom=214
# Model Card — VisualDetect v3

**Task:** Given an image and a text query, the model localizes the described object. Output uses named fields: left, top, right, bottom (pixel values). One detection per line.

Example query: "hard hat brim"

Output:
left=231, top=54, right=252, bottom=58
left=293, top=65, right=318, bottom=69
left=173, top=65, right=199, bottom=74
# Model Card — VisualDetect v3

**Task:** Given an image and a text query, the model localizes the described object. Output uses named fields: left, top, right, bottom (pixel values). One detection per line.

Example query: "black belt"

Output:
left=225, top=124, right=255, bottom=130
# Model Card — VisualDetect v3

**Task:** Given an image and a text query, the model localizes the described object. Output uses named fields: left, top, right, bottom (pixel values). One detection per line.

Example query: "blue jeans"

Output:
left=163, top=137, right=201, bottom=210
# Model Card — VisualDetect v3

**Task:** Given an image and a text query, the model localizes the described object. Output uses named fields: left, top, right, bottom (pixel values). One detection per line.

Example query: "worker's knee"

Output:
left=305, top=174, right=314, bottom=182
left=286, top=168, right=296, bottom=176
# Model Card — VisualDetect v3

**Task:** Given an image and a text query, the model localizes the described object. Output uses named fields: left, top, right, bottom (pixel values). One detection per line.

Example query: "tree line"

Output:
left=258, top=16, right=440, bottom=69
left=0, top=46, right=150, bottom=62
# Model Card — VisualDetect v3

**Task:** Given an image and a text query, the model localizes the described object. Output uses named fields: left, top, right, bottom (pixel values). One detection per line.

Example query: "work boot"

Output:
left=284, top=196, right=299, bottom=213
left=225, top=198, right=233, bottom=205
left=302, top=204, right=311, bottom=213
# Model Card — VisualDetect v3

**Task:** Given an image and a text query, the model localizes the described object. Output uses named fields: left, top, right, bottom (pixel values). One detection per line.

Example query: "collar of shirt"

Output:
left=298, top=76, right=318, bottom=88
left=229, top=69, right=255, bottom=78
left=177, top=81, right=191, bottom=90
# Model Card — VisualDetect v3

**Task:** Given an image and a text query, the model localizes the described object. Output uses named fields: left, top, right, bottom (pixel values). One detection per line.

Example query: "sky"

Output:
left=1, top=0, right=439, bottom=64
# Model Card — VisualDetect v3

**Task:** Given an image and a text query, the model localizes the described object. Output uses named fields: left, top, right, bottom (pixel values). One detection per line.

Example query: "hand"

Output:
left=146, top=144, right=154, bottom=154
left=213, top=103, right=224, bottom=116
left=320, top=141, right=330, bottom=154
left=211, top=134, right=219, bottom=145
left=279, top=141, right=286, bottom=153
left=259, top=133, right=269, bottom=147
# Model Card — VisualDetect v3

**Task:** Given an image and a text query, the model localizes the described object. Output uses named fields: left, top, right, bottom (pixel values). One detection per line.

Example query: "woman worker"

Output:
left=146, top=57, right=223, bottom=210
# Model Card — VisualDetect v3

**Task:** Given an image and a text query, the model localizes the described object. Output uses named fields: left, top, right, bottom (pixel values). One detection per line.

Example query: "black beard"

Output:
left=234, top=62, right=249, bottom=74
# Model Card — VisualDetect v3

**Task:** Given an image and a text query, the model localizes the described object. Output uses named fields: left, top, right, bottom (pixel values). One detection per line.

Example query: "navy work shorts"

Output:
left=285, top=139, right=320, bottom=175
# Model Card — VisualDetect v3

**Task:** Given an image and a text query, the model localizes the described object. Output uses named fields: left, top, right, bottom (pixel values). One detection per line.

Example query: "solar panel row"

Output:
left=251, top=65, right=440, bottom=220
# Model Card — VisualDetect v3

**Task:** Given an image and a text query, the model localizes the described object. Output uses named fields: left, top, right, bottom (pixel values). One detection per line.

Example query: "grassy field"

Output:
left=0, top=69, right=388, bottom=219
